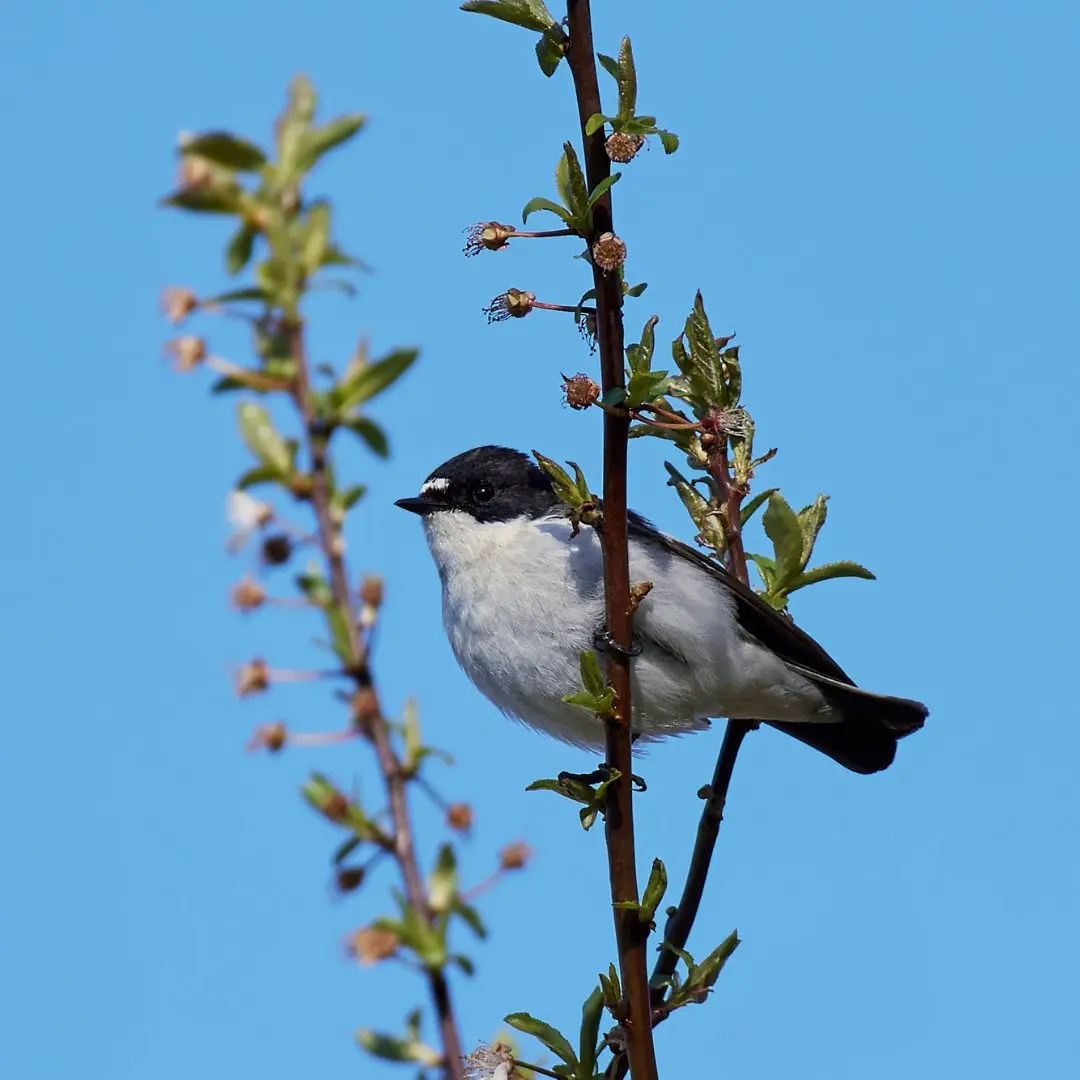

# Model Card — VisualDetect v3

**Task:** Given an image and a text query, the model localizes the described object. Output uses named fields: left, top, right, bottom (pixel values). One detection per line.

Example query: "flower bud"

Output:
left=446, top=803, right=474, bottom=834
left=498, top=840, right=533, bottom=871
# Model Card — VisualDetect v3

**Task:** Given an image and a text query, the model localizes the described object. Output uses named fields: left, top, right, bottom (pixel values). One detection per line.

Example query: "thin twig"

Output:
left=286, top=319, right=466, bottom=1080
left=564, top=5, right=659, bottom=1080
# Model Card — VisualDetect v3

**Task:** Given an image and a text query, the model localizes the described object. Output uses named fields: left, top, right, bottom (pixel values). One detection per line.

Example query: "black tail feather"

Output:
left=766, top=684, right=928, bottom=775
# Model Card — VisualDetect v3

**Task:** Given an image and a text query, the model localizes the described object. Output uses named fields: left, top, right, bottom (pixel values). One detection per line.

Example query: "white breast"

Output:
left=422, top=511, right=830, bottom=749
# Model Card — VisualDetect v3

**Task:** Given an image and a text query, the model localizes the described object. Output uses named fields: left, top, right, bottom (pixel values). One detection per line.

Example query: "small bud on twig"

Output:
left=464, top=221, right=516, bottom=256
left=498, top=840, right=533, bottom=871
left=628, top=580, right=654, bottom=616
left=335, top=866, right=366, bottom=893
left=164, top=335, right=207, bottom=373
left=230, top=575, right=267, bottom=612
left=347, top=925, right=399, bottom=966
left=591, top=232, right=627, bottom=273
left=484, top=289, right=535, bottom=323
left=446, top=802, right=474, bottom=834
left=562, top=372, right=601, bottom=410
left=160, top=286, right=199, bottom=326
left=236, top=658, right=270, bottom=697
left=247, top=721, right=288, bottom=753
left=350, top=687, right=380, bottom=729
left=261, top=534, right=294, bottom=566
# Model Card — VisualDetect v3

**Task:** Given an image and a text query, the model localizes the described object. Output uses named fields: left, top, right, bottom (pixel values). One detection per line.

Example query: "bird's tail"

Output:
left=767, top=673, right=928, bottom=774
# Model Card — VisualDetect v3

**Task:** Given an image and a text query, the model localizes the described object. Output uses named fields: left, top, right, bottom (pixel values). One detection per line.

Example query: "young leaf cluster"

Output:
left=586, top=38, right=679, bottom=153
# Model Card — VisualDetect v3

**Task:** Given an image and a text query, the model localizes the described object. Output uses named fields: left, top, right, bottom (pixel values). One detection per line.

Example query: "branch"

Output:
left=287, top=320, right=466, bottom=1080
left=564, top=5, right=659, bottom=1080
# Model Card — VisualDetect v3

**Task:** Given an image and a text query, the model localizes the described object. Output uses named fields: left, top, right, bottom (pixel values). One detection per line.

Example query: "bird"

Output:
left=396, top=445, right=927, bottom=774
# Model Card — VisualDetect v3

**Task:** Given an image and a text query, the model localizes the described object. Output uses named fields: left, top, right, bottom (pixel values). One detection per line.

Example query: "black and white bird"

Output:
left=396, top=445, right=927, bottom=774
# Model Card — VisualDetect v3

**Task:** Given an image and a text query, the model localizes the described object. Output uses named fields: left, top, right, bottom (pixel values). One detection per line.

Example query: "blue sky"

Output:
left=2, top=1, right=1077, bottom=1077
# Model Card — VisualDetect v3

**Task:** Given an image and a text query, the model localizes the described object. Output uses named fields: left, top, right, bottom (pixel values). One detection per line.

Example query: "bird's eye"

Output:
left=473, top=481, right=495, bottom=504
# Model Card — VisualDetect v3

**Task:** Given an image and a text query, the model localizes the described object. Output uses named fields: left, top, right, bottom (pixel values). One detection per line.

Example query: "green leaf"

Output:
left=356, top=1030, right=442, bottom=1068
left=535, top=24, right=565, bottom=76
left=624, top=281, right=648, bottom=298
left=331, top=485, right=367, bottom=514
left=665, top=462, right=725, bottom=552
left=427, top=843, right=458, bottom=913
left=503, top=1013, right=578, bottom=1069
left=297, top=112, right=367, bottom=172
left=597, top=53, right=620, bottom=81
left=521, top=195, right=573, bottom=225
left=450, top=954, right=476, bottom=977
left=689, top=929, right=740, bottom=991
left=338, top=348, right=418, bottom=412
left=452, top=899, right=488, bottom=940
left=333, top=835, right=362, bottom=865
left=236, top=463, right=283, bottom=488
left=587, top=172, right=621, bottom=208
left=579, top=987, right=605, bottom=1078
left=601, top=387, right=627, bottom=408
left=560, top=142, right=590, bottom=222
left=626, top=370, right=672, bottom=407
left=615, top=36, right=638, bottom=122
left=302, top=201, right=331, bottom=277
left=626, top=315, right=659, bottom=374
left=762, top=493, right=804, bottom=587
left=579, top=650, right=605, bottom=696
left=788, top=560, right=876, bottom=593
left=748, top=552, right=777, bottom=592
left=326, top=603, right=355, bottom=663
left=460, top=0, right=555, bottom=32
left=161, top=186, right=243, bottom=214
left=585, top=113, right=609, bottom=137
left=203, top=286, right=273, bottom=305
left=532, top=451, right=591, bottom=508
left=796, top=494, right=829, bottom=567
left=639, top=858, right=668, bottom=924
left=223, top=222, right=258, bottom=275
left=296, top=567, right=333, bottom=607
left=740, top=488, right=779, bottom=527
left=684, top=291, right=726, bottom=407
left=657, top=129, right=680, bottom=154
left=180, top=131, right=267, bottom=171
left=343, top=416, right=390, bottom=458
left=237, top=403, right=292, bottom=476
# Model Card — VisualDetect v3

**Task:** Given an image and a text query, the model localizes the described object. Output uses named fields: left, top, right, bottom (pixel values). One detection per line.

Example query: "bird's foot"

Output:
left=558, top=762, right=647, bottom=792
left=592, top=625, right=643, bottom=657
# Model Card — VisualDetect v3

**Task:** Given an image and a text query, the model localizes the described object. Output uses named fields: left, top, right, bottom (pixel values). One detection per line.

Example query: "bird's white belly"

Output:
left=425, top=511, right=828, bottom=749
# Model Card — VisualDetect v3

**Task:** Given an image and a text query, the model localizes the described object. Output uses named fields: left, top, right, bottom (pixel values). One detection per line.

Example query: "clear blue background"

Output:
left=2, top=1, right=1076, bottom=1077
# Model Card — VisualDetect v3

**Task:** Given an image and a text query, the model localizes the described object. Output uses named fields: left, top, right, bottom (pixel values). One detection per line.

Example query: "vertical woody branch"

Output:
left=564, top=4, right=659, bottom=1080
left=287, top=320, right=466, bottom=1080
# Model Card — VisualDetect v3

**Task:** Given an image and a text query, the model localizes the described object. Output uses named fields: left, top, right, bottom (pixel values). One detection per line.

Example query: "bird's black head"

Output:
left=395, top=446, right=560, bottom=523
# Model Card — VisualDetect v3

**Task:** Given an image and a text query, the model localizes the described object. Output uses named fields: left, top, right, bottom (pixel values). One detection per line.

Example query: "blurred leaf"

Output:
left=504, top=1013, right=578, bottom=1068
left=302, top=201, right=331, bottom=276
left=203, top=286, right=272, bottom=305
left=331, top=485, right=367, bottom=514
left=427, top=843, right=458, bottom=913
left=237, top=403, right=291, bottom=475
left=460, top=0, right=555, bottom=31
left=298, top=112, right=367, bottom=172
left=658, top=130, right=680, bottom=154
left=615, top=36, right=638, bottom=122
left=356, top=1030, right=442, bottom=1068
left=181, top=131, right=266, bottom=170
left=535, top=24, right=565, bottom=76
left=236, top=464, right=283, bottom=488
left=788, top=560, right=876, bottom=593
left=333, top=835, right=362, bottom=865
left=762, top=493, right=804, bottom=587
left=225, top=223, right=258, bottom=275
left=327, top=603, right=355, bottom=663
left=521, top=196, right=573, bottom=225
left=452, top=899, right=488, bottom=940
left=161, top=186, right=243, bottom=214
left=343, top=416, right=390, bottom=458
left=451, top=954, right=476, bottom=977
left=338, top=348, right=418, bottom=412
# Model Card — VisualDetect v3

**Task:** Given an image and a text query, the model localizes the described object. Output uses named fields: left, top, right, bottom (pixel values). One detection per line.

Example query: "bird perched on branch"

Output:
left=397, top=445, right=926, bottom=774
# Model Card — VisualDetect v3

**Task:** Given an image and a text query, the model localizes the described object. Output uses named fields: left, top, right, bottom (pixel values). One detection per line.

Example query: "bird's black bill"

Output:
left=395, top=496, right=438, bottom=515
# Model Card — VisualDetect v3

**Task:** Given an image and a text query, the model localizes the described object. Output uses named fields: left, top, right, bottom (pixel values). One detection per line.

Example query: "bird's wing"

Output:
left=628, top=513, right=853, bottom=684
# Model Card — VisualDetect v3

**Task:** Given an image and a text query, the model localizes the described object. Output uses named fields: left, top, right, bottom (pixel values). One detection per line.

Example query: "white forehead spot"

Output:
left=421, top=477, right=451, bottom=496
